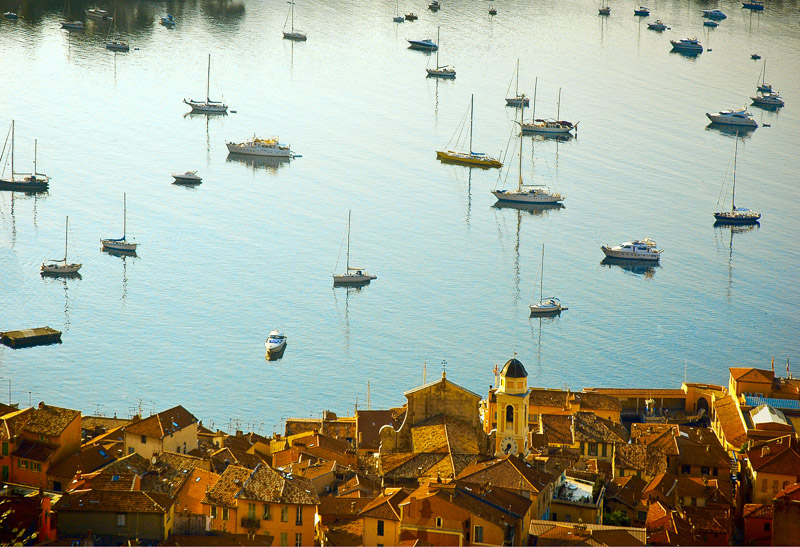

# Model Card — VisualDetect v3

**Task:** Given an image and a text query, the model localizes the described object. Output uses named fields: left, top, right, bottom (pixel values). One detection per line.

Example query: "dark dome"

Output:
left=501, top=358, right=527, bottom=378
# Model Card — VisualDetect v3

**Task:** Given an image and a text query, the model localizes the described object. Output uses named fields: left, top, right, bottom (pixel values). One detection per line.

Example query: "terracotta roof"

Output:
left=123, top=405, right=197, bottom=439
left=22, top=403, right=80, bottom=437
left=47, top=443, right=116, bottom=478
left=54, top=489, right=173, bottom=513
left=605, top=475, right=648, bottom=509
left=615, top=443, right=668, bottom=477
left=773, top=482, right=800, bottom=502
left=541, top=414, right=574, bottom=445
left=319, top=496, right=373, bottom=524
left=359, top=488, right=409, bottom=520
left=573, top=392, right=622, bottom=412
left=211, top=446, right=265, bottom=471
left=646, top=502, right=703, bottom=546
left=403, top=374, right=482, bottom=400
left=402, top=481, right=529, bottom=527
left=12, top=439, right=55, bottom=462
left=747, top=436, right=800, bottom=475
left=0, top=408, right=31, bottom=441
left=100, top=452, right=150, bottom=476
left=79, top=472, right=139, bottom=492
left=584, top=388, right=685, bottom=397
left=175, top=467, right=221, bottom=513
left=456, top=454, right=560, bottom=495
left=202, top=464, right=252, bottom=508
left=236, top=463, right=320, bottom=505
left=742, top=503, right=773, bottom=519
left=643, top=472, right=678, bottom=501
left=530, top=520, right=647, bottom=545
left=730, top=367, right=773, bottom=383
left=713, top=395, right=748, bottom=448
left=573, top=412, right=629, bottom=444
left=356, top=410, right=395, bottom=450
left=323, top=518, right=363, bottom=546
left=529, top=389, right=570, bottom=408
left=676, top=426, right=730, bottom=468
left=337, top=473, right=378, bottom=496
left=141, top=451, right=209, bottom=497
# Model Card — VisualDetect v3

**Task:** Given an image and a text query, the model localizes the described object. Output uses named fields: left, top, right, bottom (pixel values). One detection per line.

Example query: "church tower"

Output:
left=494, top=357, right=530, bottom=457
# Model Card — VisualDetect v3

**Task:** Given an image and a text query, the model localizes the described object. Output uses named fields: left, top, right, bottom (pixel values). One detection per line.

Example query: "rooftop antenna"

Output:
left=442, top=359, right=447, bottom=378
left=684, top=359, right=688, bottom=383
left=423, top=361, right=427, bottom=384
left=367, top=381, right=371, bottom=410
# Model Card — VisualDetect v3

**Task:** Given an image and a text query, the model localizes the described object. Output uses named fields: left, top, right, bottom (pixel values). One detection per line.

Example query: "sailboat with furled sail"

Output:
left=102, top=193, right=138, bottom=252
left=426, top=27, right=455, bottom=78
left=0, top=120, right=50, bottom=193
left=437, top=95, right=501, bottom=168
left=105, top=10, right=129, bottom=51
left=529, top=244, right=565, bottom=315
left=714, top=138, right=760, bottom=225
left=505, top=59, right=529, bottom=107
left=283, top=1, right=307, bottom=41
left=184, top=54, right=228, bottom=114
left=42, top=216, right=82, bottom=276
left=521, top=81, right=578, bottom=135
left=333, top=210, right=377, bottom=286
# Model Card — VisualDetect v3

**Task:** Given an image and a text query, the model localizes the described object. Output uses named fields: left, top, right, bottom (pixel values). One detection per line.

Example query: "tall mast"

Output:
left=123, top=193, right=127, bottom=238
left=731, top=138, right=738, bottom=212
left=10, top=120, right=14, bottom=176
left=436, top=26, right=440, bottom=68
left=515, top=59, right=520, bottom=97
left=291, top=1, right=295, bottom=33
left=540, top=244, right=545, bottom=301
left=469, top=94, right=474, bottom=154
left=557, top=87, right=562, bottom=120
left=532, top=78, right=537, bottom=122
left=206, top=54, right=211, bottom=102
left=518, top=98, right=524, bottom=192
left=346, top=209, right=351, bottom=271
left=34, top=139, right=37, bottom=175
left=65, top=216, right=69, bottom=263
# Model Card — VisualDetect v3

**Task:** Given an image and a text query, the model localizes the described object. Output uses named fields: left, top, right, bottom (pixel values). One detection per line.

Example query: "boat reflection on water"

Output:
left=226, top=153, right=291, bottom=172
left=182, top=111, right=228, bottom=119
left=705, top=123, right=757, bottom=139
left=492, top=201, right=564, bottom=216
left=750, top=102, right=782, bottom=113
left=601, top=256, right=658, bottom=277
left=266, top=345, right=286, bottom=361
left=524, top=132, right=576, bottom=144
left=102, top=247, right=137, bottom=258
left=714, top=222, right=759, bottom=234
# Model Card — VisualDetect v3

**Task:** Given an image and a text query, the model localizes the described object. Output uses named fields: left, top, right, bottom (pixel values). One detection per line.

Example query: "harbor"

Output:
left=0, top=0, right=797, bottom=428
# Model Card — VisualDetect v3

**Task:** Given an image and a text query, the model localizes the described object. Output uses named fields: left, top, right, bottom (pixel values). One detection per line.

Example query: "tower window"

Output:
left=506, top=405, right=514, bottom=424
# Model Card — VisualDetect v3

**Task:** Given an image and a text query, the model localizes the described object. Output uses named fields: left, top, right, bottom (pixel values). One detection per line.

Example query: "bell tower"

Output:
left=494, top=357, right=530, bottom=457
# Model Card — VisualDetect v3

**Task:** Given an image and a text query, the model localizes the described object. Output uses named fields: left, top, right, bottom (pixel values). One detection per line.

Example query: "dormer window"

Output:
left=141, top=435, right=147, bottom=444
left=436, top=517, right=443, bottom=528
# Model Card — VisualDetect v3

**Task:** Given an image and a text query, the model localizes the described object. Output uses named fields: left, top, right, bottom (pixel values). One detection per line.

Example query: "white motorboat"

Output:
left=529, top=244, right=565, bottom=316
left=751, top=92, right=784, bottom=107
left=172, top=170, right=203, bottom=184
left=521, top=81, right=578, bottom=135
left=61, top=20, right=84, bottom=30
left=0, top=121, right=50, bottom=193
left=705, top=108, right=758, bottom=127
left=426, top=27, right=455, bottom=79
left=86, top=8, right=111, bottom=21
left=492, top=99, right=564, bottom=205
left=265, top=330, right=287, bottom=357
left=333, top=210, right=377, bottom=286
left=601, top=238, right=663, bottom=261
left=101, top=193, right=137, bottom=253
left=184, top=54, right=228, bottom=114
left=283, top=1, right=307, bottom=41
left=42, top=217, right=82, bottom=276
left=160, top=14, right=176, bottom=26
left=702, top=9, right=727, bottom=19
left=647, top=19, right=667, bottom=30
left=226, top=136, right=294, bottom=158
left=505, top=59, right=530, bottom=107
left=670, top=37, right=703, bottom=54
left=714, top=139, right=760, bottom=225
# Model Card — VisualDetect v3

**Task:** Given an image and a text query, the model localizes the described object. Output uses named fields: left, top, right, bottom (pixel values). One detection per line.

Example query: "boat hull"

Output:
left=436, top=150, right=501, bottom=169
left=408, top=40, right=437, bottom=51
left=101, top=239, right=137, bottom=252
left=184, top=99, right=228, bottom=113
left=0, top=178, right=48, bottom=192
left=226, top=143, right=293, bottom=157
left=41, top=263, right=82, bottom=276
left=333, top=274, right=376, bottom=286
left=426, top=68, right=456, bottom=79
left=521, top=122, right=574, bottom=134
left=601, top=246, right=661, bottom=261
left=713, top=212, right=761, bottom=224
left=106, top=42, right=130, bottom=52
left=529, top=305, right=562, bottom=316
left=283, top=31, right=307, bottom=41
left=173, top=175, right=202, bottom=184
left=61, top=21, right=84, bottom=29
left=705, top=113, right=757, bottom=126
left=491, top=190, right=563, bottom=204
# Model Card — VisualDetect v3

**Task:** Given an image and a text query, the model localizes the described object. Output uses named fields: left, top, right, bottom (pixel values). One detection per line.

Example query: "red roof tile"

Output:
left=123, top=405, right=197, bottom=439
left=747, top=436, right=800, bottom=475
left=54, top=490, right=172, bottom=513
left=22, top=403, right=80, bottom=437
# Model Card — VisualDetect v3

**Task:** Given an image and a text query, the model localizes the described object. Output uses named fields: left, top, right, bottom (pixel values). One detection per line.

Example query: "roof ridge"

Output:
left=142, top=491, right=166, bottom=512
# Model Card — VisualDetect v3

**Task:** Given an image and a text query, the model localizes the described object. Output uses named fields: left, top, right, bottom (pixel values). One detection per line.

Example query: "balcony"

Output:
left=241, top=516, right=260, bottom=529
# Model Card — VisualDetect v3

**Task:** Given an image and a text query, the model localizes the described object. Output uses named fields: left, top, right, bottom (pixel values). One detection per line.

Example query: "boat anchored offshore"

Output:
left=756, top=60, right=772, bottom=93
left=226, top=136, right=294, bottom=158
left=529, top=244, right=565, bottom=316
left=521, top=80, right=578, bottom=135
left=184, top=54, right=228, bottom=114
left=705, top=107, right=757, bottom=127
left=714, top=138, right=760, bottom=225
left=86, top=8, right=111, bottom=21
left=634, top=6, right=650, bottom=16
left=492, top=98, right=564, bottom=205
left=265, top=330, right=287, bottom=359
left=505, top=59, right=530, bottom=107
left=647, top=19, right=667, bottom=30
left=101, top=193, right=137, bottom=252
left=670, top=37, right=703, bottom=54
left=160, top=14, right=176, bottom=26
left=426, top=27, right=455, bottom=78
left=601, top=238, right=663, bottom=261
left=283, top=1, right=307, bottom=41
left=42, top=216, right=82, bottom=276
left=751, top=92, right=784, bottom=107
left=437, top=94, right=502, bottom=168
left=702, top=9, right=727, bottom=19
left=0, top=121, right=50, bottom=193
left=104, top=10, right=129, bottom=51
left=333, top=210, right=377, bottom=286
left=742, top=1, right=764, bottom=10
left=598, top=0, right=610, bottom=16
left=408, top=38, right=437, bottom=51
left=704, top=20, right=719, bottom=27
left=172, top=170, right=202, bottom=184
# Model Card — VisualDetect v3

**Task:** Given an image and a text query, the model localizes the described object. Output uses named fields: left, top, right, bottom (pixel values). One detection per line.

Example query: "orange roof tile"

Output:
left=54, top=489, right=172, bottom=513
left=123, top=405, right=197, bottom=439
left=747, top=436, right=800, bottom=475
left=713, top=395, right=748, bottom=448
left=730, top=367, right=773, bottom=383
left=22, top=403, right=80, bottom=437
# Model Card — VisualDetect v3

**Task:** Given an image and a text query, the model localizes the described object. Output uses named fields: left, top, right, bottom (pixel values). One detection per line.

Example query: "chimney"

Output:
left=762, top=446, right=771, bottom=457
left=38, top=401, right=46, bottom=409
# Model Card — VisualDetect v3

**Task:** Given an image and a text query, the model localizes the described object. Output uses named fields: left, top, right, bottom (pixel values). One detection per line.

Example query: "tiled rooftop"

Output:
left=22, top=403, right=80, bottom=437
left=123, top=405, right=197, bottom=439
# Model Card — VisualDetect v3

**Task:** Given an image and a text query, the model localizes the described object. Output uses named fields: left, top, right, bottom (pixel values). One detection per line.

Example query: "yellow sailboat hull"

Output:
left=436, top=150, right=502, bottom=169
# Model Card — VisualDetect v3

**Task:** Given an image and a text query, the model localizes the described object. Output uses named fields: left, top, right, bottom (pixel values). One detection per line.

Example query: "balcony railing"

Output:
left=241, top=516, right=260, bottom=529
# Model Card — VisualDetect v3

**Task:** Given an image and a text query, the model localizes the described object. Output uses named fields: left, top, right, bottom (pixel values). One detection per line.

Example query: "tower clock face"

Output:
left=501, top=436, right=518, bottom=455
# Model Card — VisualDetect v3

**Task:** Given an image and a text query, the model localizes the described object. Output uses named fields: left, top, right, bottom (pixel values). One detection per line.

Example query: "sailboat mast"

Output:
left=10, top=120, right=14, bottom=176
left=469, top=94, right=474, bottom=154
left=532, top=79, right=537, bottom=122
left=65, top=216, right=69, bottom=263
left=436, top=26, right=440, bottom=68
left=34, top=139, right=37, bottom=175
left=557, top=87, right=562, bottom=120
left=539, top=244, right=545, bottom=301
left=123, top=193, right=127, bottom=238
left=291, top=1, right=294, bottom=33
left=206, top=54, right=211, bottom=102
left=731, top=139, right=738, bottom=212
left=515, top=59, right=520, bottom=97
left=346, top=210, right=351, bottom=271
left=518, top=99, right=524, bottom=192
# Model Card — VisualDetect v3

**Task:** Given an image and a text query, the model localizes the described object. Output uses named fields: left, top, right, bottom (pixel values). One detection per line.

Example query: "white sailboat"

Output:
left=60, top=0, right=84, bottom=29
left=101, top=193, right=138, bottom=252
left=105, top=10, right=129, bottom=51
left=42, top=216, right=82, bottom=276
left=426, top=27, right=455, bottom=78
left=529, top=244, right=564, bottom=315
left=492, top=99, right=564, bottom=205
left=714, top=138, right=760, bottom=225
left=521, top=81, right=578, bottom=135
left=184, top=54, right=228, bottom=114
left=393, top=1, right=404, bottom=22
left=756, top=60, right=772, bottom=93
left=283, top=1, right=307, bottom=41
left=505, top=59, right=529, bottom=107
left=0, top=120, right=50, bottom=193
left=333, top=210, right=377, bottom=286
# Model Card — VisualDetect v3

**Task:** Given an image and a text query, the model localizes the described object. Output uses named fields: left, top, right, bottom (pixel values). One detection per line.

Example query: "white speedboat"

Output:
left=670, top=38, right=703, bottom=54
left=265, top=330, right=287, bottom=357
left=601, top=238, right=663, bottom=261
left=226, top=136, right=294, bottom=157
left=101, top=193, right=137, bottom=253
left=333, top=211, right=377, bottom=286
left=42, top=216, right=82, bottom=276
left=184, top=54, right=228, bottom=114
left=702, top=9, right=727, bottom=19
left=705, top=108, right=758, bottom=127
left=172, top=170, right=202, bottom=184
left=751, top=92, right=784, bottom=107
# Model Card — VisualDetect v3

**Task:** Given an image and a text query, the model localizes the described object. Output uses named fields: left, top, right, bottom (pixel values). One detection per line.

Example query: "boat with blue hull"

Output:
left=408, top=38, right=437, bottom=51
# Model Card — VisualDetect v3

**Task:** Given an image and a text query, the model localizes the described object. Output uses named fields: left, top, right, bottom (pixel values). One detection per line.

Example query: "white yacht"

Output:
left=101, top=193, right=137, bottom=253
left=705, top=108, right=757, bottom=127
left=333, top=210, right=377, bottom=286
left=265, top=330, right=287, bottom=357
left=670, top=38, right=703, bottom=54
left=601, top=238, right=663, bottom=261
left=172, top=170, right=203, bottom=184
left=751, top=92, right=784, bottom=107
left=226, top=136, right=294, bottom=158
left=42, top=217, right=82, bottom=276
left=647, top=20, right=667, bottom=31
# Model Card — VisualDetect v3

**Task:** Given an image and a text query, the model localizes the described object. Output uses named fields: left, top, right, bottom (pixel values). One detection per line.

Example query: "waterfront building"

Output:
left=122, top=405, right=199, bottom=459
left=745, top=435, right=800, bottom=504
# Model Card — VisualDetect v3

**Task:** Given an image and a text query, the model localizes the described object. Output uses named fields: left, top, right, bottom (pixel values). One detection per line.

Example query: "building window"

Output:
left=128, top=447, right=134, bottom=455
left=296, top=506, right=303, bottom=525
left=222, top=507, right=229, bottom=521
left=18, top=460, right=27, bottom=469
left=783, top=481, right=789, bottom=491
left=681, top=465, right=691, bottom=474
left=116, top=513, right=126, bottom=527
left=281, top=506, right=289, bottom=522
left=765, top=522, right=771, bottom=531
left=474, top=525, right=484, bottom=543
left=2, top=442, right=7, bottom=456
left=436, top=517, right=443, bottom=528
left=141, top=435, right=147, bottom=444
left=551, top=513, right=557, bottom=521
left=691, top=497, right=697, bottom=506
left=637, top=511, right=647, bottom=522
left=565, top=514, right=571, bottom=522
left=772, top=480, right=779, bottom=494
left=762, top=478, right=768, bottom=492
left=280, top=532, right=288, bottom=546
left=506, top=405, right=514, bottom=425
left=701, top=466, right=710, bottom=475
left=713, top=467, right=718, bottom=476
left=263, top=504, right=271, bottom=520
left=248, top=503, right=256, bottom=518
left=588, top=443, right=598, bottom=456
left=601, top=444, right=607, bottom=457
left=377, top=520, right=385, bottom=536
left=295, top=533, right=302, bottom=546
left=211, top=506, right=217, bottom=518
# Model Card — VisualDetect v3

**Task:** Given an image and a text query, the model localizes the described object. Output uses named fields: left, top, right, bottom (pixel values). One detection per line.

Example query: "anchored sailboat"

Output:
left=102, top=193, right=138, bottom=252
left=333, top=210, right=377, bottom=286
left=184, top=54, right=228, bottom=114
left=437, top=95, right=502, bottom=168
left=505, top=60, right=529, bottom=107
left=529, top=244, right=565, bottom=315
left=0, top=120, right=50, bottom=193
left=105, top=10, right=129, bottom=51
left=283, top=1, right=307, bottom=41
left=521, top=82, right=578, bottom=135
left=426, top=27, right=455, bottom=78
left=714, top=138, right=760, bottom=225
left=42, top=216, right=82, bottom=276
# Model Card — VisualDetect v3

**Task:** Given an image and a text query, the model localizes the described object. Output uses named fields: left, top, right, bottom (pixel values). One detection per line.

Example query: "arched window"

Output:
left=506, top=405, right=514, bottom=425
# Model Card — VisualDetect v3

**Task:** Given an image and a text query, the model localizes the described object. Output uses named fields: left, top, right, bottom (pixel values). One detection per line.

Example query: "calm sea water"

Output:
left=1, top=0, right=798, bottom=432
